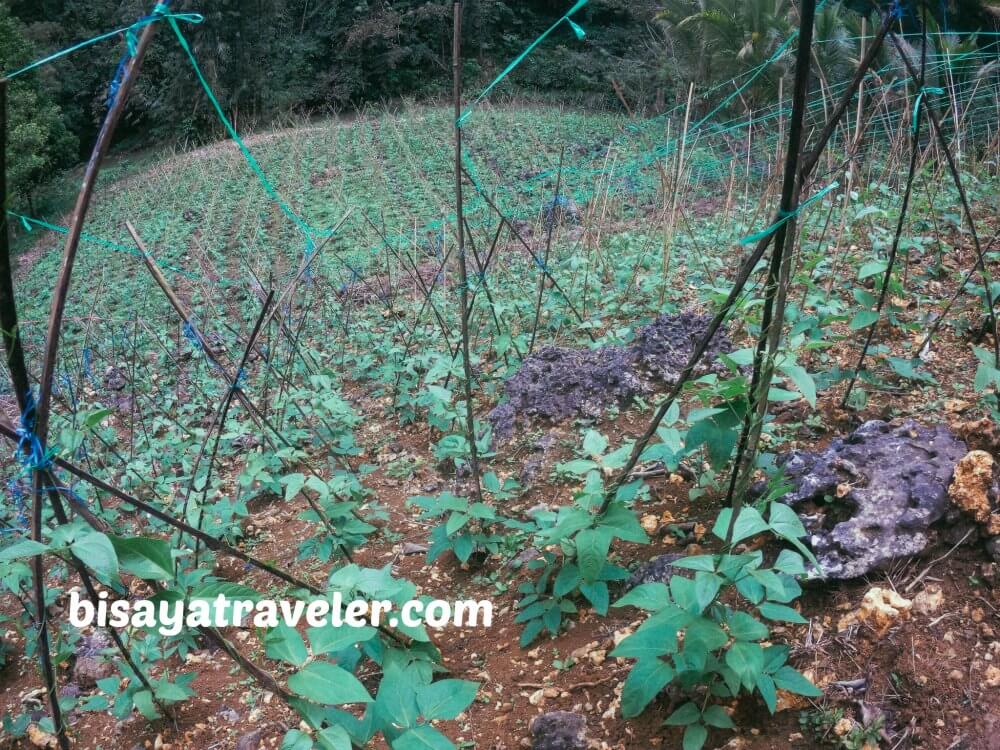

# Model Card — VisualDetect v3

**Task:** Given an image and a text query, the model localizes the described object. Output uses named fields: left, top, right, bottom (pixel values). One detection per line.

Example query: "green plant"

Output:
left=610, top=497, right=821, bottom=749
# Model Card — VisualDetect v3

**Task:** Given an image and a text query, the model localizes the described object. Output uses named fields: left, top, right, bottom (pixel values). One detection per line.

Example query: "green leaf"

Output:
left=725, top=641, right=765, bottom=682
left=726, top=611, right=769, bottom=641
left=416, top=679, right=479, bottom=720
left=153, top=680, right=193, bottom=702
left=888, top=356, right=935, bottom=384
left=613, top=582, right=670, bottom=611
left=610, top=623, right=677, bottom=659
left=756, top=674, right=777, bottom=714
left=265, top=624, right=308, bottom=667
left=287, top=661, right=373, bottom=705
left=664, top=701, right=701, bottom=725
left=773, top=549, right=805, bottom=576
left=79, top=694, right=110, bottom=711
left=758, top=602, right=808, bottom=624
left=553, top=563, right=582, bottom=597
left=858, top=259, right=888, bottom=279
left=693, top=572, right=722, bottom=612
left=621, top=658, right=673, bottom=718
left=83, top=408, right=113, bottom=429
left=307, top=625, right=377, bottom=656
left=599, top=502, right=650, bottom=544
left=579, top=581, right=609, bottom=615
left=392, top=725, right=453, bottom=750
left=778, top=363, right=816, bottom=407
left=583, top=430, right=609, bottom=457
left=712, top=507, right=768, bottom=544
left=109, top=536, right=173, bottom=580
left=849, top=310, right=879, bottom=330
left=316, top=725, right=352, bottom=750
left=70, top=532, right=118, bottom=584
left=684, top=617, right=728, bottom=651
left=683, top=723, right=708, bottom=750
left=132, top=689, right=160, bottom=720
left=575, top=528, right=612, bottom=582
left=768, top=503, right=807, bottom=543
left=189, top=581, right=262, bottom=603
left=281, top=473, right=306, bottom=501
left=671, top=555, right=716, bottom=572
left=445, top=512, right=469, bottom=536
left=281, top=730, right=314, bottom=750
left=0, top=539, right=49, bottom=561
left=772, top=666, right=823, bottom=697
left=702, top=705, right=735, bottom=729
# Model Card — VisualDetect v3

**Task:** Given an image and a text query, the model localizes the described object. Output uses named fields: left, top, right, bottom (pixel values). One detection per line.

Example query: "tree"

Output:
left=0, top=5, right=77, bottom=212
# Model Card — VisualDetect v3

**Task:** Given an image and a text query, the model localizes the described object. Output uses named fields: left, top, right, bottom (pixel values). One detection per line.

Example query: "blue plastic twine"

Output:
left=230, top=368, right=248, bottom=392
left=182, top=320, right=201, bottom=348
left=15, top=390, right=52, bottom=473
left=107, top=2, right=204, bottom=108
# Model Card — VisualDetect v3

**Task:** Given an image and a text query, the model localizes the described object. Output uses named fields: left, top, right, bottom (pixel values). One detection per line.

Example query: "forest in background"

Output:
left=0, top=0, right=998, bottom=210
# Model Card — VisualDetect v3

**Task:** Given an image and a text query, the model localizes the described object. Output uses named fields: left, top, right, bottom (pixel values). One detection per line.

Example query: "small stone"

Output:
left=73, top=655, right=114, bottom=690
left=401, top=542, right=428, bottom=556
left=837, top=587, right=912, bottom=635
left=530, top=711, right=587, bottom=750
left=913, top=584, right=944, bottom=615
left=235, top=730, right=263, bottom=750
left=27, top=725, right=58, bottom=749
left=834, top=718, right=856, bottom=736
left=949, top=450, right=995, bottom=524
left=985, top=665, right=1000, bottom=688
left=640, top=515, right=659, bottom=534
left=949, top=669, right=965, bottom=682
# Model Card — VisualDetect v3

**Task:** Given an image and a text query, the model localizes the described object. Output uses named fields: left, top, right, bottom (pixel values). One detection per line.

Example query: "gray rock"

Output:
left=73, top=655, right=114, bottom=690
left=986, top=536, right=1000, bottom=563
left=531, top=711, right=587, bottom=750
left=488, top=346, right=644, bottom=440
left=103, top=365, right=127, bottom=391
left=218, top=705, right=240, bottom=723
left=488, top=312, right=738, bottom=440
left=507, top=547, right=541, bottom=570
left=633, top=311, right=737, bottom=384
left=235, top=730, right=262, bottom=750
left=768, top=419, right=967, bottom=579
left=625, top=553, right=686, bottom=589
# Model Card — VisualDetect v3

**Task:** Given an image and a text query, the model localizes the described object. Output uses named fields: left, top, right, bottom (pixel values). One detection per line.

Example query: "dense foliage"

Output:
left=0, top=5, right=76, bottom=209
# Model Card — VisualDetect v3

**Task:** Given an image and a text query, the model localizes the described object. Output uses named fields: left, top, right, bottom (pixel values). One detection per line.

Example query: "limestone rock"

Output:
left=949, top=450, right=996, bottom=524
left=954, top=418, right=1000, bottom=454
left=985, top=665, right=1000, bottom=689
left=624, top=553, right=686, bottom=589
left=489, top=313, right=738, bottom=440
left=73, top=654, right=114, bottom=690
left=913, top=584, right=945, bottom=615
left=766, top=420, right=967, bottom=579
left=27, top=725, right=58, bottom=749
left=488, top=346, right=644, bottom=440
left=531, top=711, right=587, bottom=750
left=837, top=587, right=912, bottom=635
left=632, top=311, right=737, bottom=384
